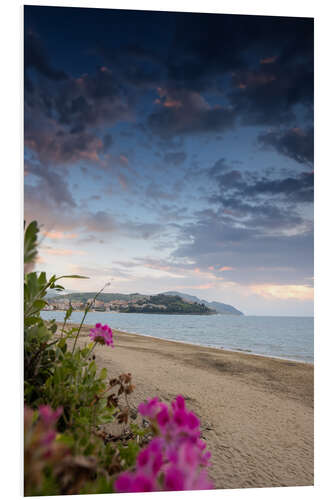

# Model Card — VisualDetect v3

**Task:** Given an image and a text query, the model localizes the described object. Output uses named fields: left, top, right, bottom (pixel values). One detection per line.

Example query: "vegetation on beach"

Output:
left=24, top=221, right=213, bottom=495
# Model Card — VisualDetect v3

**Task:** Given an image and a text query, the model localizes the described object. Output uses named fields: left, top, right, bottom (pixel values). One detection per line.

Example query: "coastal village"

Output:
left=44, top=293, right=216, bottom=314
left=43, top=296, right=165, bottom=312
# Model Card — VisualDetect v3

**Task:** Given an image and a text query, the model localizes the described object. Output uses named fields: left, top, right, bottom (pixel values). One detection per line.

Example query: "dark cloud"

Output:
left=209, top=158, right=313, bottom=208
left=25, top=160, right=76, bottom=207
left=209, top=158, right=231, bottom=177
left=229, top=58, right=313, bottom=127
left=243, top=172, right=314, bottom=203
left=24, top=32, right=68, bottom=81
left=149, top=90, right=235, bottom=138
left=102, top=133, right=113, bottom=152
left=51, top=68, right=132, bottom=132
left=166, top=15, right=313, bottom=121
left=25, top=66, right=133, bottom=168
left=258, top=127, right=314, bottom=166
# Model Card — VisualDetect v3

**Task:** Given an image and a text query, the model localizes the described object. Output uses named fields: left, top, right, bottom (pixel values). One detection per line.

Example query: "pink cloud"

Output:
left=41, top=247, right=86, bottom=256
left=163, top=98, right=182, bottom=109
left=250, top=284, right=313, bottom=301
left=42, top=231, right=78, bottom=240
left=260, top=56, right=277, bottom=64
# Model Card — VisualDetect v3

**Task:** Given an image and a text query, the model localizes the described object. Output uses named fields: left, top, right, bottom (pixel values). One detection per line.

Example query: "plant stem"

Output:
left=85, top=341, right=97, bottom=360
left=71, top=283, right=108, bottom=353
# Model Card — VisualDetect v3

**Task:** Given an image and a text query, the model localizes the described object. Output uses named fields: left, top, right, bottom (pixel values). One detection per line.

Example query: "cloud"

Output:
left=145, top=182, right=180, bottom=202
left=173, top=212, right=313, bottom=287
left=42, top=231, right=78, bottom=240
left=258, top=127, right=314, bottom=166
left=25, top=161, right=76, bottom=207
left=25, top=63, right=133, bottom=168
left=163, top=151, right=187, bottom=165
left=250, top=284, right=313, bottom=301
left=149, top=89, right=235, bottom=138
left=40, top=247, right=86, bottom=256
left=208, top=159, right=314, bottom=216
left=260, top=56, right=277, bottom=65
left=24, top=32, right=68, bottom=81
left=102, top=133, right=113, bottom=152
left=82, top=211, right=116, bottom=233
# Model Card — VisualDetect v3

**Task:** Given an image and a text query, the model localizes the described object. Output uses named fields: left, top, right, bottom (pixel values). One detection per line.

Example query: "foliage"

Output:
left=123, top=294, right=215, bottom=314
left=24, top=221, right=88, bottom=406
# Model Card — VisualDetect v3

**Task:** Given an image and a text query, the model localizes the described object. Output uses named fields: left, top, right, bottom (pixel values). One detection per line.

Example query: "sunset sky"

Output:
left=24, top=6, right=314, bottom=316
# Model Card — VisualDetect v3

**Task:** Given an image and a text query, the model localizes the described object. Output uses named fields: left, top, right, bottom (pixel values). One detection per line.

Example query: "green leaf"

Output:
left=118, top=440, right=140, bottom=467
left=56, top=433, right=75, bottom=448
left=33, top=299, right=48, bottom=310
left=64, top=305, right=73, bottom=321
left=24, top=220, right=39, bottom=265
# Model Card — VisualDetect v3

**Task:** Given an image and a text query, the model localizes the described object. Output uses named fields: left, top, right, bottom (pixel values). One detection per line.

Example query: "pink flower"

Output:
left=172, top=394, right=185, bottom=412
left=115, top=394, right=214, bottom=493
left=114, top=472, right=155, bottom=493
left=156, top=404, right=170, bottom=429
left=89, top=323, right=113, bottom=347
left=164, top=465, right=185, bottom=490
left=131, top=474, right=155, bottom=492
left=41, top=430, right=57, bottom=446
left=187, top=411, right=200, bottom=430
left=114, top=472, right=133, bottom=493
left=136, top=438, right=164, bottom=477
left=137, top=397, right=160, bottom=418
left=173, top=409, right=188, bottom=428
left=38, top=405, right=63, bottom=426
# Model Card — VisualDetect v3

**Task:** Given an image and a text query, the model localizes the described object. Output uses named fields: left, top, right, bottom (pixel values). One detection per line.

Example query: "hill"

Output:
left=122, top=294, right=215, bottom=315
left=45, top=291, right=242, bottom=315
left=163, top=291, right=243, bottom=315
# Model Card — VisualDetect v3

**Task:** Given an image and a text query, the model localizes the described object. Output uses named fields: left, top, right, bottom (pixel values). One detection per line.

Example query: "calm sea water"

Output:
left=41, top=310, right=314, bottom=363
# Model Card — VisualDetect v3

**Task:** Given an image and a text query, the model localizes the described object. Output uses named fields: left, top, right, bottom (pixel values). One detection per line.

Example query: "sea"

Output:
left=41, top=310, right=314, bottom=364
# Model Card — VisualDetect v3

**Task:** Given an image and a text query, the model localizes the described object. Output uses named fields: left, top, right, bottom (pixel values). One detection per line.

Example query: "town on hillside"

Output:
left=44, top=293, right=217, bottom=315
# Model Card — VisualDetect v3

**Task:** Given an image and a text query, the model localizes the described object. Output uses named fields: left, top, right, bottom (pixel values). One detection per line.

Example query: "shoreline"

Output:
left=108, top=327, right=313, bottom=365
left=58, top=319, right=313, bottom=365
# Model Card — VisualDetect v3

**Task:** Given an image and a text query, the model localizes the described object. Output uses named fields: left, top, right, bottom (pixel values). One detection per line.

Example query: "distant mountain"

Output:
left=162, top=291, right=244, bottom=315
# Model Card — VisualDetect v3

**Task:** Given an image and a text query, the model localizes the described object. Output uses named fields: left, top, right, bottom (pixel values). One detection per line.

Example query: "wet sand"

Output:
left=66, top=324, right=314, bottom=490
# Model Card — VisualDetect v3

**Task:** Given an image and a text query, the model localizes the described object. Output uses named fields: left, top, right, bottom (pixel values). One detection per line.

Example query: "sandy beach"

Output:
left=67, top=324, right=313, bottom=490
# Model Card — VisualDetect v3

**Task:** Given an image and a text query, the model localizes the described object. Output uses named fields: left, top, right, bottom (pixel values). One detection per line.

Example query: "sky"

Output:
left=24, top=6, right=314, bottom=316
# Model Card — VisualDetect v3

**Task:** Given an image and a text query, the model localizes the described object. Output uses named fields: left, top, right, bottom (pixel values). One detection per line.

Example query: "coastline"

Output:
left=105, top=326, right=313, bottom=365
left=56, top=316, right=313, bottom=364
left=62, top=322, right=313, bottom=489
